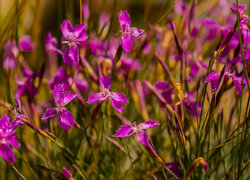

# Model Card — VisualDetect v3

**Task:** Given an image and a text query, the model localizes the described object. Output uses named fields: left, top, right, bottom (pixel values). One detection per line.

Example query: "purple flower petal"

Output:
left=58, top=109, right=75, bottom=130
left=62, top=167, right=72, bottom=178
left=119, top=10, right=131, bottom=30
left=6, top=136, right=19, bottom=148
left=136, top=130, right=150, bottom=147
left=108, top=96, right=124, bottom=113
left=0, top=144, right=15, bottom=163
left=130, top=27, right=144, bottom=37
left=205, top=72, right=220, bottom=82
left=63, top=92, right=77, bottom=106
left=155, top=81, right=170, bottom=90
left=165, top=162, right=183, bottom=178
left=113, top=124, right=134, bottom=137
left=19, top=35, right=35, bottom=51
left=110, top=92, right=129, bottom=104
left=100, top=76, right=111, bottom=90
left=61, top=20, right=74, bottom=39
left=42, top=108, right=57, bottom=120
left=53, top=84, right=65, bottom=106
left=3, top=55, right=16, bottom=70
left=121, top=33, right=133, bottom=53
left=74, top=77, right=89, bottom=93
left=232, top=76, right=247, bottom=94
left=49, top=67, right=70, bottom=90
left=74, top=23, right=88, bottom=41
left=82, top=3, right=89, bottom=20
left=0, top=115, right=11, bottom=129
left=138, top=120, right=160, bottom=130
left=87, top=92, right=106, bottom=104
left=63, top=44, right=79, bottom=66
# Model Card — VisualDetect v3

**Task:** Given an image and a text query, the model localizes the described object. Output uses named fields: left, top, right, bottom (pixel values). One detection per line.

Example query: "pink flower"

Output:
left=44, top=32, right=63, bottom=55
left=42, top=84, right=77, bottom=130
left=119, top=10, right=144, bottom=53
left=62, top=167, right=72, bottom=179
left=0, top=115, right=21, bottom=163
left=206, top=71, right=247, bottom=94
left=113, top=120, right=160, bottom=147
left=87, top=76, right=129, bottom=113
left=19, top=35, right=35, bottom=51
left=61, top=20, right=88, bottom=66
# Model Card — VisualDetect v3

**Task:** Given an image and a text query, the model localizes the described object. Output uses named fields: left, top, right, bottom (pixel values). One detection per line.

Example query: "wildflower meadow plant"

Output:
left=42, top=84, right=77, bottom=130
left=0, top=0, right=249, bottom=179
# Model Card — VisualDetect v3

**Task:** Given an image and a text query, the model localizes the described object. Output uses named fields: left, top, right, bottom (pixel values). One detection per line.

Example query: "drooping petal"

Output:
left=119, top=10, right=131, bottom=30
left=136, top=130, right=150, bottom=147
left=61, top=20, right=74, bottom=39
left=19, top=35, right=35, bottom=51
left=232, top=76, right=247, bottom=94
left=130, top=27, right=144, bottom=37
left=87, top=92, right=107, bottom=104
left=63, top=44, right=79, bottom=66
left=63, top=92, right=77, bottom=106
left=113, top=124, right=134, bottom=137
left=41, top=108, right=57, bottom=120
left=205, top=72, right=221, bottom=92
left=74, top=24, right=88, bottom=41
left=110, top=92, right=129, bottom=103
left=121, top=33, right=133, bottom=53
left=0, top=144, right=15, bottom=163
left=100, top=76, right=111, bottom=90
left=58, top=109, right=75, bottom=130
left=108, top=96, right=125, bottom=113
left=138, top=120, right=160, bottom=130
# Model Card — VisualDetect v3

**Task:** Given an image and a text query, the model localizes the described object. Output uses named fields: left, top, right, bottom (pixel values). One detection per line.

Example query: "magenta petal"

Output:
left=61, top=20, right=74, bottom=39
left=53, top=84, right=65, bottom=106
left=19, top=35, right=35, bottom=51
left=100, top=76, right=111, bottom=90
left=119, top=10, right=131, bottom=29
left=113, top=124, right=134, bottom=137
left=6, top=136, right=19, bottom=148
left=121, top=33, right=133, bottom=53
left=63, top=92, right=77, bottom=106
left=109, top=96, right=125, bottom=113
left=139, top=120, right=160, bottom=130
left=74, top=24, right=88, bottom=41
left=232, top=76, right=247, bottom=94
left=74, top=77, right=89, bottom=93
left=87, top=92, right=106, bottom=104
left=42, top=108, right=57, bottom=120
left=110, top=92, right=129, bottom=103
left=0, top=144, right=15, bottom=163
left=58, top=109, right=75, bottom=130
left=0, top=115, right=11, bottom=128
left=63, top=45, right=79, bottom=66
left=136, top=130, right=150, bottom=147
left=205, top=72, right=220, bottom=82
left=3, top=55, right=16, bottom=70
left=62, top=167, right=72, bottom=178
left=130, top=27, right=144, bottom=37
